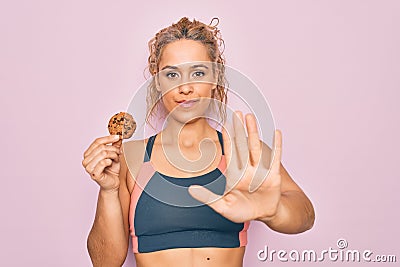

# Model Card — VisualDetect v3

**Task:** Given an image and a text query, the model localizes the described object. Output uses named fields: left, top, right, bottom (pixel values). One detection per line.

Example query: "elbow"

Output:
left=284, top=190, right=316, bottom=234
left=287, top=195, right=316, bottom=234
left=265, top=195, right=316, bottom=235
left=87, top=234, right=128, bottom=267
left=301, top=198, right=316, bottom=233
left=308, top=204, right=316, bottom=230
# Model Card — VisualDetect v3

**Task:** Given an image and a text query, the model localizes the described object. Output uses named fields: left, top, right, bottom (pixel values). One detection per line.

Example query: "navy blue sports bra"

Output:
left=129, top=130, right=250, bottom=253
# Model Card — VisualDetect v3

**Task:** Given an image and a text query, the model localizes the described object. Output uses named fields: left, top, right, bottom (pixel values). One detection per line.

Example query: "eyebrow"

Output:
left=161, top=64, right=209, bottom=71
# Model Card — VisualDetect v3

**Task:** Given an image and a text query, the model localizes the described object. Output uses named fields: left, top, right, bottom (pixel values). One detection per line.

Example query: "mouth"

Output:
left=176, top=99, right=200, bottom=108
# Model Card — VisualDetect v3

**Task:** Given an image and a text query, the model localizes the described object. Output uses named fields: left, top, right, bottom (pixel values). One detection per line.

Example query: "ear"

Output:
left=154, top=74, right=162, bottom=92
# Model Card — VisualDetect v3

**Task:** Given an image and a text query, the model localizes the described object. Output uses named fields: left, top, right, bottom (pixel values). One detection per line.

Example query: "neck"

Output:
left=162, top=117, right=214, bottom=147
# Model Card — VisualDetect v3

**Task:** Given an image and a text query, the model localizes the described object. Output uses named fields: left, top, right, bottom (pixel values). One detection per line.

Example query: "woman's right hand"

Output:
left=82, top=135, right=122, bottom=192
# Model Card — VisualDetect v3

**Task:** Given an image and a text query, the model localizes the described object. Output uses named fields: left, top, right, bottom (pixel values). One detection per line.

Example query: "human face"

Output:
left=156, top=39, right=217, bottom=124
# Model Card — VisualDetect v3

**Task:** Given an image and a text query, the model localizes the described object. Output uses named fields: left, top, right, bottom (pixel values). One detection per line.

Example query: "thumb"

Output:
left=188, top=185, right=227, bottom=215
left=112, top=139, right=122, bottom=148
left=188, top=185, right=217, bottom=204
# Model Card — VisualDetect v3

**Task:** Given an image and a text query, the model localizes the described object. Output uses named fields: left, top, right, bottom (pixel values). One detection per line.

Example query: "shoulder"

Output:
left=120, top=138, right=149, bottom=193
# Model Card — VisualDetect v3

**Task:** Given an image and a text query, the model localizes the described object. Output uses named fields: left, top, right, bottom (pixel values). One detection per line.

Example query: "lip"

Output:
left=176, top=98, right=199, bottom=103
left=176, top=99, right=200, bottom=108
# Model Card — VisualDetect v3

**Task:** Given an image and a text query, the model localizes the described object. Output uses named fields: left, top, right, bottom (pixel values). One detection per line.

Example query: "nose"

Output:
left=178, top=82, right=194, bottom=95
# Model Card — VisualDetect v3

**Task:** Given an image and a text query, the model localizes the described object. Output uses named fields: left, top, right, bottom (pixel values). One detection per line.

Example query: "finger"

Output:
left=112, top=139, right=122, bottom=149
left=249, top=131, right=282, bottom=192
left=82, top=145, right=121, bottom=167
left=245, top=113, right=262, bottom=166
left=84, top=135, right=120, bottom=159
left=248, top=165, right=269, bottom=193
left=91, top=158, right=114, bottom=179
left=85, top=151, right=120, bottom=175
left=233, top=111, right=249, bottom=170
left=260, top=141, right=273, bottom=169
left=83, top=135, right=120, bottom=158
left=188, top=185, right=228, bottom=215
left=83, top=146, right=120, bottom=168
left=270, top=129, right=282, bottom=175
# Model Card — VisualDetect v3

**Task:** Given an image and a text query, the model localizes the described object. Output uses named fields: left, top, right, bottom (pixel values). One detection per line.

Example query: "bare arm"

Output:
left=188, top=114, right=315, bottom=235
left=83, top=136, right=131, bottom=266
left=257, top=162, right=315, bottom=234
left=87, top=174, right=130, bottom=266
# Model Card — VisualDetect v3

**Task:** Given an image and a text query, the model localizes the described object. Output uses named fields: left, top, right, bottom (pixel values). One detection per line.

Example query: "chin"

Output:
left=167, top=104, right=210, bottom=125
left=167, top=111, right=204, bottom=125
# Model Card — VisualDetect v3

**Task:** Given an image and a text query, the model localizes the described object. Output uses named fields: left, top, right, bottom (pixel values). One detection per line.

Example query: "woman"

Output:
left=82, top=17, right=315, bottom=267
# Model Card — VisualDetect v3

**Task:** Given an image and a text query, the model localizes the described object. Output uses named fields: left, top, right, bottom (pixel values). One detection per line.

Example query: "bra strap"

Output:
left=144, top=134, right=157, bottom=162
left=216, top=130, right=225, bottom=155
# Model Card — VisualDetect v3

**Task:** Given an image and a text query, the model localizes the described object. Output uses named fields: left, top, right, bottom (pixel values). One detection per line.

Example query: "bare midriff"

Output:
left=134, top=246, right=245, bottom=267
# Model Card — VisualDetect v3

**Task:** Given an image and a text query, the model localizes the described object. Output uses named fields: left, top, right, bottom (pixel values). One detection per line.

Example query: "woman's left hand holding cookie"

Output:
left=189, top=111, right=283, bottom=223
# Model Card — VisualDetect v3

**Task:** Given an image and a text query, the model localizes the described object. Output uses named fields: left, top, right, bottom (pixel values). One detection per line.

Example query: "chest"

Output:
left=133, top=168, right=243, bottom=235
left=150, top=142, right=223, bottom=178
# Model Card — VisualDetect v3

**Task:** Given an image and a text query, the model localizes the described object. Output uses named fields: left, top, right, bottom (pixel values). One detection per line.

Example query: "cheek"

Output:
left=161, top=91, right=177, bottom=109
left=198, top=84, right=214, bottom=98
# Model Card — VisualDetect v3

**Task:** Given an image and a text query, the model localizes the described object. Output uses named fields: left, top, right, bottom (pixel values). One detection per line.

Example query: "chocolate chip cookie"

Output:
left=108, top=112, right=136, bottom=139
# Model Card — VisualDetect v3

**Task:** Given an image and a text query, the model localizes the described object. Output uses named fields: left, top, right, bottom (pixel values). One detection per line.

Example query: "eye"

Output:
left=192, top=71, right=205, bottom=77
left=166, top=72, right=179, bottom=79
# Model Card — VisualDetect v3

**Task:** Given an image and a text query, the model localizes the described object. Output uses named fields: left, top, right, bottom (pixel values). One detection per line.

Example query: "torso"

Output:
left=134, top=247, right=245, bottom=267
left=123, top=129, right=248, bottom=267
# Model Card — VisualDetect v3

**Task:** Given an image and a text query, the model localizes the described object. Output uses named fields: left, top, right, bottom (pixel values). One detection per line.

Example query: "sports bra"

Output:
left=129, top=130, right=250, bottom=253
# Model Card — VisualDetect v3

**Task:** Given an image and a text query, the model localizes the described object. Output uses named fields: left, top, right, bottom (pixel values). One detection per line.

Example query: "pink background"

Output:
left=1, top=0, right=399, bottom=266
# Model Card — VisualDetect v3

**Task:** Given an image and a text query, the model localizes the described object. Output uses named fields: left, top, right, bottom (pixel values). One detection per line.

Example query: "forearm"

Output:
left=258, top=190, right=315, bottom=234
left=87, top=189, right=128, bottom=267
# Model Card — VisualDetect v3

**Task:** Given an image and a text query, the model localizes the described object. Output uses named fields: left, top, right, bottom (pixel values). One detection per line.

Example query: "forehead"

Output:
left=159, top=39, right=211, bottom=69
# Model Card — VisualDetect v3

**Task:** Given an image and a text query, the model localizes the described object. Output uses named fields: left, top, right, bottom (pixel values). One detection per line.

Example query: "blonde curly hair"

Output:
left=145, top=17, right=228, bottom=128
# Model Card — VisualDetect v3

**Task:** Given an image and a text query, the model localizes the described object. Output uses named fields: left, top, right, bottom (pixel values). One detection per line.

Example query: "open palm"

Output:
left=189, top=111, right=283, bottom=223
